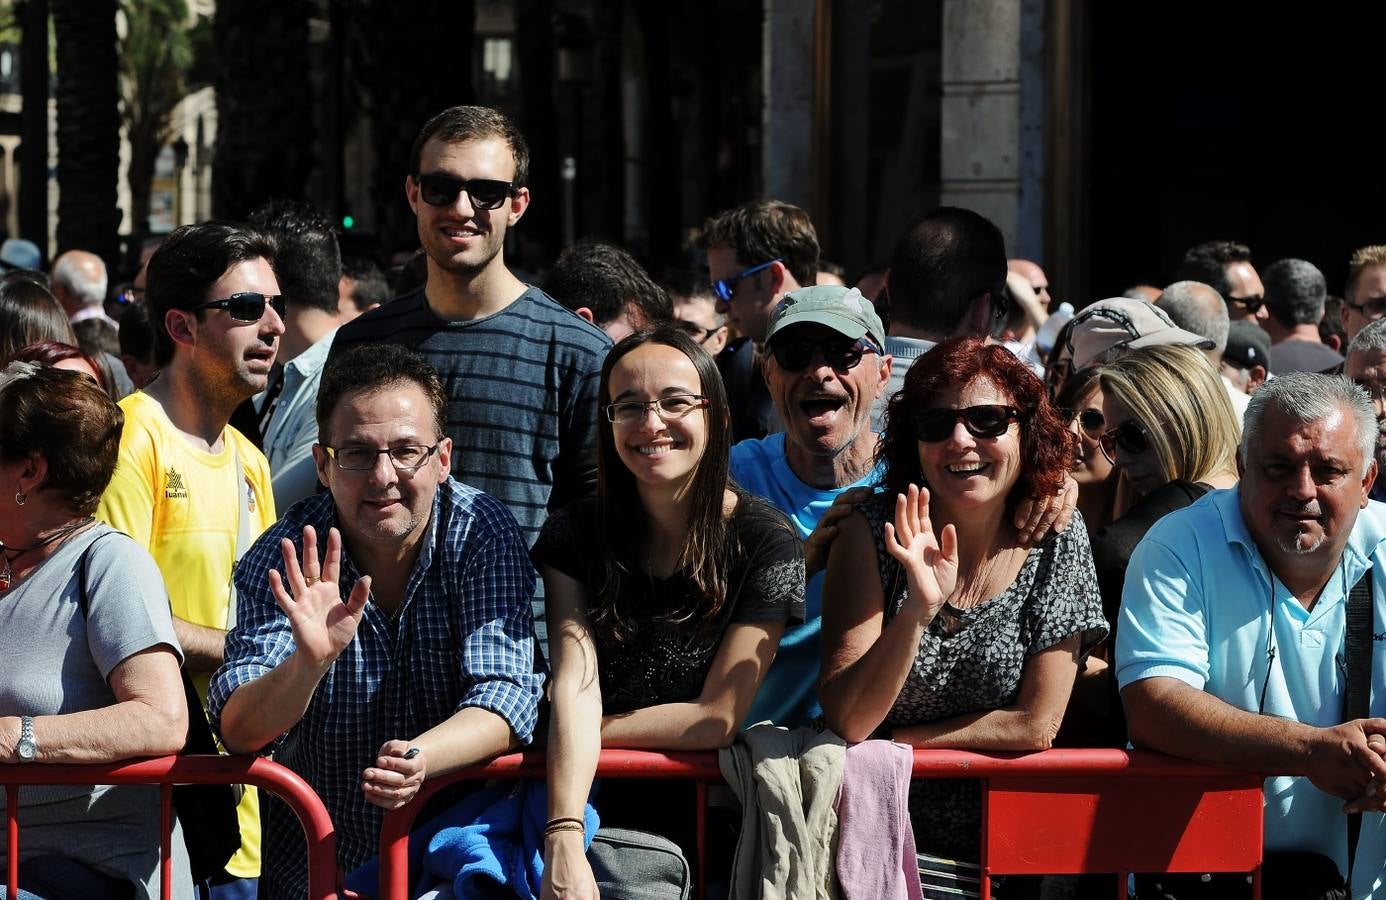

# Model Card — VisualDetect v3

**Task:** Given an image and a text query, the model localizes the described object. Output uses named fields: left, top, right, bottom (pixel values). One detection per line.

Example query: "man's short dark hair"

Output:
left=887, top=206, right=1007, bottom=336
left=118, top=299, right=156, bottom=364
left=408, top=105, right=530, bottom=188
left=316, top=344, right=447, bottom=446
left=1262, top=258, right=1327, bottom=328
left=698, top=200, right=819, bottom=288
left=545, top=240, right=673, bottom=328
left=249, top=199, right=343, bottom=317
left=144, top=221, right=279, bottom=367
left=341, top=253, right=393, bottom=312
left=1174, top=240, right=1253, bottom=298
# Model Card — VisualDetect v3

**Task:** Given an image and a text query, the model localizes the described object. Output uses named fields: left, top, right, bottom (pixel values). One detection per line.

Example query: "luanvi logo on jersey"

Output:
left=164, top=467, right=188, bottom=499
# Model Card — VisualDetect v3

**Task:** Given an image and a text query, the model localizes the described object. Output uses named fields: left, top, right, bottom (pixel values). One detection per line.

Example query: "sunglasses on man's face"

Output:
left=415, top=173, right=516, bottom=210
left=769, top=335, right=880, bottom=372
left=188, top=292, right=286, bottom=323
left=912, top=405, right=1022, bottom=443
left=1100, top=420, right=1151, bottom=463
left=711, top=258, right=781, bottom=302
left=1227, top=294, right=1265, bottom=315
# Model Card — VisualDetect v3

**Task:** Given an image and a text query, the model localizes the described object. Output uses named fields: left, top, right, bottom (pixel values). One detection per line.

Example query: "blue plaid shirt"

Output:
left=208, top=478, right=543, bottom=900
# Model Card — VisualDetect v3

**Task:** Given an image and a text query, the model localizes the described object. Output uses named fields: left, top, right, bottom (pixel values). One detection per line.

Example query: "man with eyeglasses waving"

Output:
left=210, top=344, right=542, bottom=899
left=97, top=221, right=285, bottom=896
left=329, top=106, right=609, bottom=659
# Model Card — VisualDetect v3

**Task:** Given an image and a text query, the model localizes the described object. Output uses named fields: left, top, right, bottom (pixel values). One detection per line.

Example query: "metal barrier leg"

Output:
left=160, top=784, right=174, bottom=900
left=1117, top=871, right=1129, bottom=899
left=6, top=789, right=17, bottom=898
left=1252, top=864, right=1262, bottom=900
left=696, top=780, right=707, bottom=900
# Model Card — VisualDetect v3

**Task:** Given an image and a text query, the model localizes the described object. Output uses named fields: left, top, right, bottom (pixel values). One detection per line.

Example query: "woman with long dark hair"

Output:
left=533, top=326, right=804, bottom=900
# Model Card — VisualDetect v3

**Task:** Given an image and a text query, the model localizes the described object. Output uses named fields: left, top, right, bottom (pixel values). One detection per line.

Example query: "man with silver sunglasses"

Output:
left=97, top=220, right=286, bottom=896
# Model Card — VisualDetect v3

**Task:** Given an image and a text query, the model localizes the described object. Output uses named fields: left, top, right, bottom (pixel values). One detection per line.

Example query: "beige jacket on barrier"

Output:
left=719, top=723, right=847, bottom=900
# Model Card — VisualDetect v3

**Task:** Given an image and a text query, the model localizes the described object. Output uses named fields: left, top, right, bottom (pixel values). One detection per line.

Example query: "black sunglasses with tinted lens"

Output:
left=1228, top=294, right=1265, bottom=314
left=190, top=292, right=285, bottom=323
left=1058, top=408, right=1104, bottom=437
left=1100, top=420, right=1151, bottom=463
left=416, top=173, right=515, bottom=210
left=770, top=336, right=879, bottom=372
left=912, top=405, right=1022, bottom=443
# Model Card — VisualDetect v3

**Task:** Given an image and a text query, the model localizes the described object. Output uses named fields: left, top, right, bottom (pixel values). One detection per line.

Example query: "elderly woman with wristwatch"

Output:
left=0, top=361, right=191, bottom=900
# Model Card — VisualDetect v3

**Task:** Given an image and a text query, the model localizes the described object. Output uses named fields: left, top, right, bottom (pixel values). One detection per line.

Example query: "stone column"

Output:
left=939, top=0, right=1028, bottom=251
left=762, top=0, right=817, bottom=211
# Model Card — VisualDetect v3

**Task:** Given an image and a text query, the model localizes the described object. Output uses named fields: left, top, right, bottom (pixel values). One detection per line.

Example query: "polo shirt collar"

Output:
left=1215, top=485, right=1386, bottom=587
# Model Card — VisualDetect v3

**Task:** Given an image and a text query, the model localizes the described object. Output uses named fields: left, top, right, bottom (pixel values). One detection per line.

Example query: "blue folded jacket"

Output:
left=346, top=781, right=599, bottom=899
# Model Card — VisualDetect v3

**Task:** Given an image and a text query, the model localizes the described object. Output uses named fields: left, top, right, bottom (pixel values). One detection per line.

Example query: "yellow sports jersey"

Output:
left=97, top=390, right=277, bottom=879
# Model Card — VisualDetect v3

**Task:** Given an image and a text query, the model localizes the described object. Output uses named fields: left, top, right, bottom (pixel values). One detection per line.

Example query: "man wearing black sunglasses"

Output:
left=96, top=220, right=285, bottom=893
left=330, top=106, right=610, bottom=657
left=1175, top=239, right=1269, bottom=326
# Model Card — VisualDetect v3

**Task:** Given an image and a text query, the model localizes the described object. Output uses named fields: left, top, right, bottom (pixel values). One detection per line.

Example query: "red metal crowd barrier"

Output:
left=1, top=754, right=339, bottom=900
left=375, top=747, right=1265, bottom=900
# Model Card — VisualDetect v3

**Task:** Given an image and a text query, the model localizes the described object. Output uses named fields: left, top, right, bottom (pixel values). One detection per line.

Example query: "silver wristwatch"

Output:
left=16, top=715, right=36, bottom=762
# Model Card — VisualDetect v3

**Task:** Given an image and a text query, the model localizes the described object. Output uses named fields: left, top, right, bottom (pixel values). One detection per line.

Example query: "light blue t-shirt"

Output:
left=1117, top=487, right=1386, bottom=897
left=732, top=433, right=882, bottom=727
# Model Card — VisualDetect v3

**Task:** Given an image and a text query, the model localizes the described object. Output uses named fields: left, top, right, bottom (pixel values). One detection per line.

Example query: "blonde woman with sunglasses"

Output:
left=1092, top=344, right=1240, bottom=635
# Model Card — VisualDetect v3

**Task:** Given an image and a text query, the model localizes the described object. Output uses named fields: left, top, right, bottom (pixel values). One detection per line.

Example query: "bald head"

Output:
left=51, top=250, right=108, bottom=315
left=1156, top=280, right=1230, bottom=359
left=1007, top=258, right=1050, bottom=309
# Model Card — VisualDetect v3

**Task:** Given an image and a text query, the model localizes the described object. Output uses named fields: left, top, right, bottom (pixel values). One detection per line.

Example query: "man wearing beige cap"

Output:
left=1045, top=297, right=1215, bottom=398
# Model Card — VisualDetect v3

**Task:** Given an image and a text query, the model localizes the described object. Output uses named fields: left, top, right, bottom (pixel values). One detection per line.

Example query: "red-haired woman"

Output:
left=820, top=336, right=1107, bottom=878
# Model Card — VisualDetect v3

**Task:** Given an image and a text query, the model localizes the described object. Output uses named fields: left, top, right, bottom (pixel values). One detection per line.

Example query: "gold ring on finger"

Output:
left=305, top=575, right=319, bottom=586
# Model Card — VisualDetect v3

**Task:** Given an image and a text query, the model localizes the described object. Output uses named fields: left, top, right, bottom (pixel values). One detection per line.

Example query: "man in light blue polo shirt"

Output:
left=1118, top=373, right=1386, bottom=897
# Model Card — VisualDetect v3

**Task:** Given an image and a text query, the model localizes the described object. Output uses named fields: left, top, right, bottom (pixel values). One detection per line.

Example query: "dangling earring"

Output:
left=14, top=491, right=26, bottom=507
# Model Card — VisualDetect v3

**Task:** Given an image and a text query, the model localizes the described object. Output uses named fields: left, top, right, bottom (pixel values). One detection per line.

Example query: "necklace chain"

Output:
left=0, top=517, right=95, bottom=592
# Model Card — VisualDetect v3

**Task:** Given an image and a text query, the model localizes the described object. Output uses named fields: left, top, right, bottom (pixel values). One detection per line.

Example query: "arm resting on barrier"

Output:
left=1, top=646, right=186, bottom=763
left=889, top=634, right=1080, bottom=751
left=1123, top=674, right=1386, bottom=806
left=540, top=565, right=603, bottom=900
left=361, top=706, right=519, bottom=811
left=600, top=620, right=784, bottom=750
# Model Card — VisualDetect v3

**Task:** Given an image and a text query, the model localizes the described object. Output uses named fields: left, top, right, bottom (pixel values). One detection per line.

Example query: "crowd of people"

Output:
left=3, top=101, right=1386, bottom=900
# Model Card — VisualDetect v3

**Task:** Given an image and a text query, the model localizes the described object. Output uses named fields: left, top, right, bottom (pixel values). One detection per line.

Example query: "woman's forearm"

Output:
left=820, top=605, right=930, bottom=743
left=600, top=701, right=740, bottom=750
left=890, top=706, right=1062, bottom=752
left=3, top=698, right=187, bottom=764
left=547, top=684, right=604, bottom=820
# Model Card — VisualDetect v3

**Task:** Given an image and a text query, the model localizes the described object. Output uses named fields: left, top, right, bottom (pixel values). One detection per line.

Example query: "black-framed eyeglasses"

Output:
left=1227, top=294, right=1265, bottom=315
left=605, top=393, right=709, bottom=425
left=769, top=335, right=882, bottom=372
left=415, top=173, right=516, bottom=210
left=324, top=443, right=440, bottom=471
left=1100, top=421, right=1151, bottom=463
left=184, top=292, right=285, bottom=323
left=1346, top=296, right=1386, bottom=320
left=711, top=258, right=781, bottom=302
left=1056, top=407, right=1106, bottom=438
left=674, top=320, right=724, bottom=344
left=912, top=405, right=1022, bottom=443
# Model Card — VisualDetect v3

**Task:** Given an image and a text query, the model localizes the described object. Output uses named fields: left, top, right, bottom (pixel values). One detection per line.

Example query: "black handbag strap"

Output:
left=1343, top=568, right=1373, bottom=880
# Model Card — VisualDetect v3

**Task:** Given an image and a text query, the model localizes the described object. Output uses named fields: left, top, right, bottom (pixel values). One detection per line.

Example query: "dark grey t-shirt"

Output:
left=330, top=286, right=612, bottom=653
left=0, top=524, right=189, bottom=898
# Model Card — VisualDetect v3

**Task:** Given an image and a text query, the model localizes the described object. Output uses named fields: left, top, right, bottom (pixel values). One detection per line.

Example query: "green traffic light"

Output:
left=342, top=215, right=355, bottom=229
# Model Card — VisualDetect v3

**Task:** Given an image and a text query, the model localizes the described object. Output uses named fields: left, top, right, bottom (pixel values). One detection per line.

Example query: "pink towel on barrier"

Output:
left=834, top=739, right=923, bottom=900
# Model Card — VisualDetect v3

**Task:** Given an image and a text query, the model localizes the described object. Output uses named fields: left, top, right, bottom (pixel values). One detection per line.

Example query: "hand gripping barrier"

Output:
left=1, top=754, right=339, bottom=900
left=376, top=747, right=1266, bottom=900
